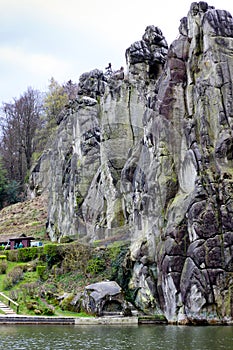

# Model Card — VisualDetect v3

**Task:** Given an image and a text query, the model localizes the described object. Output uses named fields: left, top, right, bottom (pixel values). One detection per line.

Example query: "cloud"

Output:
left=0, top=46, right=71, bottom=77
left=0, top=45, right=75, bottom=101
left=0, top=0, right=233, bottom=103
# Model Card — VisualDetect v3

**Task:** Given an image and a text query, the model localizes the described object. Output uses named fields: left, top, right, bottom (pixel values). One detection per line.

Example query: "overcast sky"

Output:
left=1, top=0, right=233, bottom=103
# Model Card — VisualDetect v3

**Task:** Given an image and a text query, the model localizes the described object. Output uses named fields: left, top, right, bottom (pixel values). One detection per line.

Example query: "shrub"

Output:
left=4, top=250, right=18, bottom=262
left=42, top=305, right=55, bottom=316
left=26, top=302, right=36, bottom=311
left=86, top=256, right=106, bottom=276
left=107, top=242, right=130, bottom=288
left=28, top=299, right=55, bottom=316
left=20, top=282, right=39, bottom=298
left=34, top=309, right=42, bottom=315
left=0, top=254, right=7, bottom=259
left=25, top=301, right=54, bottom=316
left=0, top=260, right=7, bottom=274
left=61, top=243, right=91, bottom=274
left=9, top=290, right=19, bottom=301
left=43, top=244, right=62, bottom=268
left=5, top=247, right=43, bottom=262
left=3, top=266, right=24, bottom=289
left=36, top=265, right=47, bottom=280
left=60, top=236, right=73, bottom=244
left=17, top=247, right=43, bottom=262
left=59, top=293, right=76, bottom=311
left=107, top=242, right=123, bottom=265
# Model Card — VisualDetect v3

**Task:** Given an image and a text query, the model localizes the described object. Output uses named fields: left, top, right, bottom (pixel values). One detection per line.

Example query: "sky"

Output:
left=0, top=0, right=233, bottom=103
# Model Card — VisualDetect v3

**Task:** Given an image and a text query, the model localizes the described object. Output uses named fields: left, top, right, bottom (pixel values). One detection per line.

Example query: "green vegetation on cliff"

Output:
left=0, top=240, right=130, bottom=316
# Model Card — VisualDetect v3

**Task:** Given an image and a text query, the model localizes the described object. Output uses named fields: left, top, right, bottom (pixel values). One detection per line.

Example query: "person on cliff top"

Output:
left=105, top=63, right=113, bottom=76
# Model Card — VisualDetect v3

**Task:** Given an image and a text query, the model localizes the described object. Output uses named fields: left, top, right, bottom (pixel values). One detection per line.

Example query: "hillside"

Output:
left=0, top=195, right=48, bottom=240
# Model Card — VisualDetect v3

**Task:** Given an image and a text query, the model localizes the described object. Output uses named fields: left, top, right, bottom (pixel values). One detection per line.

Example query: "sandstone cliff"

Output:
left=30, top=2, right=233, bottom=324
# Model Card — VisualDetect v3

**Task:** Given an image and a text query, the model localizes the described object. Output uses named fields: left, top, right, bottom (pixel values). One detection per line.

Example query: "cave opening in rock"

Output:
left=102, top=300, right=123, bottom=313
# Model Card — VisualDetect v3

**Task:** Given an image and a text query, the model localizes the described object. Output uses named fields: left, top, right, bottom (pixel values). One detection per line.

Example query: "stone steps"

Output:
left=138, top=315, right=168, bottom=324
left=0, top=301, right=17, bottom=315
left=0, top=315, right=75, bottom=324
left=0, top=315, right=139, bottom=325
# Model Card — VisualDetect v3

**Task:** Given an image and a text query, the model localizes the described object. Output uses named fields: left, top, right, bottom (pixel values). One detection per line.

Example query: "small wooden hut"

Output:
left=0, top=233, right=34, bottom=250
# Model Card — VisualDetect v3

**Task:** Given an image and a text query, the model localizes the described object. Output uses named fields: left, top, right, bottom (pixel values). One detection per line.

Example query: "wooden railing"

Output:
left=0, top=292, right=19, bottom=314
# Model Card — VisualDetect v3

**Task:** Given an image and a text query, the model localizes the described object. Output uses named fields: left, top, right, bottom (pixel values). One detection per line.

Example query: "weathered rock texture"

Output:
left=30, top=2, right=233, bottom=324
left=81, top=281, right=131, bottom=316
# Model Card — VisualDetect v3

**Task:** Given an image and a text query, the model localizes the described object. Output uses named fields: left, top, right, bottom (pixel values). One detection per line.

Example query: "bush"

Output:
left=20, top=282, right=39, bottom=298
left=4, top=250, right=18, bottom=262
left=9, top=290, right=19, bottom=301
left=36, top=265, right=47, bottom=280
left=59, top=293, right=76, bottom=311
left=5, top=247, right=43, bottom=262
left=0, top=260, right=7, bottom=274
left=43, top=244, right=62, bottom=268
left=107, top=242, right=130, bottom=288
left=26, top=302, right=37, bottom=311
left=61, top=243, right=91, bottom=274
left=0, top=254, right=7, bottom=260
left=42, top=305, right=55, bottom=316
left=17, top=247, right=43, bottom=262
left=86, top=256, right=106, bottom=276
left=60, top=236, right=73, bottom=244
left=3, top=266, right=24, bottom=289
left=25, top=301, right=55, bottom=316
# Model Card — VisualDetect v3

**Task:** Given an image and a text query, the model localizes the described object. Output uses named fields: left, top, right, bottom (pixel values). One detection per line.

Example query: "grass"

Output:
left=0, top=238, right=130, bottom=317
left=0, top=274, right=5, bottom=291
left=0, top=195, right=48, bottom=238
left=0, top=260, right=92, bottom=316
left=0, top=261, right=25, bottom=290
left=54, top=308, right=92, bottom=317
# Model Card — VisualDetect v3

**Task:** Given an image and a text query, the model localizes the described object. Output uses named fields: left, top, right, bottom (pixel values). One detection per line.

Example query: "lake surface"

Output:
left=0, top=324, right=232, bottom=350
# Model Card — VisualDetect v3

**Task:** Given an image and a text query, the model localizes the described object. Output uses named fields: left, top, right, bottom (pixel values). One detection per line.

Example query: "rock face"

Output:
left=30, top=2, right=233, bottom=324
left=81, top=281, right=131, bottom=316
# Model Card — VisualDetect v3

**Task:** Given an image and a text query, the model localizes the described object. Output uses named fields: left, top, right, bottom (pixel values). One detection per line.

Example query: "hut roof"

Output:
left=0, top=233, right=34, bottom=244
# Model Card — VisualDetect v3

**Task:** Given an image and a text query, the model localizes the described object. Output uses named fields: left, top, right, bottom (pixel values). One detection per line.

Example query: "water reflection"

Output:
left=0, top=324, right=232, bottom=350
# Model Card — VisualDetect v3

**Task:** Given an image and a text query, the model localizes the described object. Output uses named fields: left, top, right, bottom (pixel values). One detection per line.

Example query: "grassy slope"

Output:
left=0, top=195, right=48, bottom=240
left=0, top=196, right=130, bottom=316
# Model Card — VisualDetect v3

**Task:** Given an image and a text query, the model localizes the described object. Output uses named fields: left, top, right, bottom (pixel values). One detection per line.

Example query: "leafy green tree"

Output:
left=44, top=77, right=69, bottom=126
left=34, top=78, right=79, bottom=154
left=0, top=157, right=23, bottom=208
left=5, top=180, right=23, bottom=205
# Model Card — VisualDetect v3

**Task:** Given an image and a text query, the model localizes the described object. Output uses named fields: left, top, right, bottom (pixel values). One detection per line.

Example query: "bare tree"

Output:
left=63, top=79, right=79, bottom=101
left=0, top=87, right=43, bottom=185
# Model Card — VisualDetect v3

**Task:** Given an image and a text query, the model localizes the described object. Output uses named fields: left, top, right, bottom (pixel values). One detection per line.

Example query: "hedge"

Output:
left=5, top=246, right=44, bottom=262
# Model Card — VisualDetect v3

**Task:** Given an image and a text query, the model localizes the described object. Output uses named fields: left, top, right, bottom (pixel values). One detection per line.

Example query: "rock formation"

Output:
left=30, top=2, right=233, bottom=324
left=81, top=281, right=131, bottom=316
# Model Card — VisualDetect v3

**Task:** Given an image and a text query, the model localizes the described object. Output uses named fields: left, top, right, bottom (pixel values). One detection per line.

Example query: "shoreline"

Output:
left=0, top=315, right=232, bottom=325
left=0, top=315, right=139, bottom=325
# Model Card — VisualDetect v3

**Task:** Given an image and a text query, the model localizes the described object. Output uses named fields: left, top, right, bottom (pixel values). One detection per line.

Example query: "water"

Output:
left=0, top=324, right=232, bottom=350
